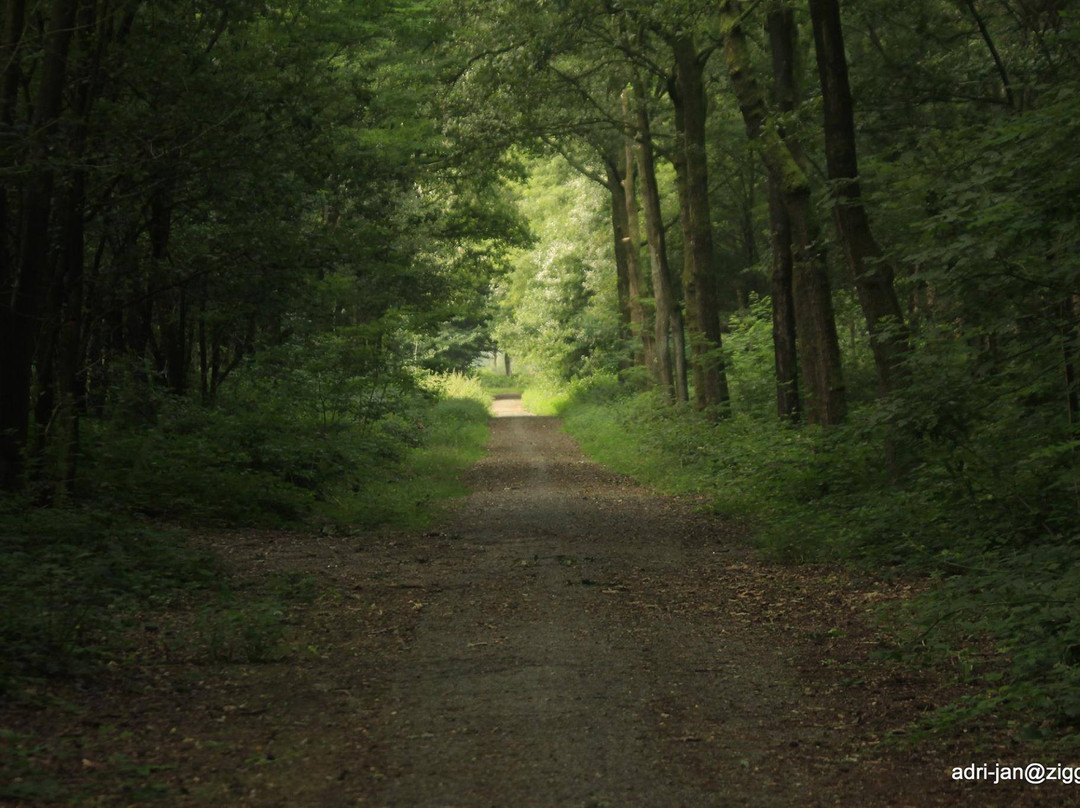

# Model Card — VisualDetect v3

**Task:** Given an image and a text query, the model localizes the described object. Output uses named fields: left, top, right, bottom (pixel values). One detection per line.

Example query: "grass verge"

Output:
left=544, top=376, right=1080, bottom=745
left=317, top=393, right=490, bottom=530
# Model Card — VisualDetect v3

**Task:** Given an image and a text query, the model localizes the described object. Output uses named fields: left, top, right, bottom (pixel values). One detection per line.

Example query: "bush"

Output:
left=317, top=391, right=490, bottom=529
left=425, top=371, right=492, bottom=412
left=474, top=367, right=523, bottom=395
left=79, top=351, right=496, bottom=528
left=522, top=371, right=620, bottom=416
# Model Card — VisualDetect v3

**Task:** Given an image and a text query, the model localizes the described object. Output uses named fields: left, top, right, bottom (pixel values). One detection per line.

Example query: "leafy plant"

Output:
left=0, top=501, right=217, bottom=688
left=191, top=600, right=288, bottom=664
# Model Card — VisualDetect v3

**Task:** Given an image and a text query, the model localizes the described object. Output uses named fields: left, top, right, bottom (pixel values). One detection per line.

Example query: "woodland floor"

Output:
left=2, top=397, right=1076, bottom=807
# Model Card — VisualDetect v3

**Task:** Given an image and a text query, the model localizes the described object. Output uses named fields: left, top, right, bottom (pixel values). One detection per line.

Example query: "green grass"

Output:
left=475, top=368, right=524, bottom=396
left=0, top=501, right=220, bottom=689
left=521, top=386, right=570, bottom=415
left=521, top=372, right=621, bottom=417
left=319, top=395, right=490, bottom=530
left=78, top=370, right=492, bottom=531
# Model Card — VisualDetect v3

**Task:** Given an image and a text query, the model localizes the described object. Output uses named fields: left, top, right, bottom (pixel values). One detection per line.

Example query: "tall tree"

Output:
left=766, top=4, right=800, bottom=421
left=670, top=32, right=730, bottom=413
left=0, top=0, right=80, bottom=488
left=808, top=0, right=910, bottom=398
left=629, top=80, right=681, bottom=399
left=621, top=117, right=659, bottom=380
left=603, top=154, right=636, bottom=368
left=719, top=0, right=846, bottom=425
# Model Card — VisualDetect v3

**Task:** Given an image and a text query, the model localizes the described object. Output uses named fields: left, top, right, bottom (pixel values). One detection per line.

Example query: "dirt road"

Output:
left=366, top=405, right=1036, bottom=807
left=4, top=402, right=1061, bottom=806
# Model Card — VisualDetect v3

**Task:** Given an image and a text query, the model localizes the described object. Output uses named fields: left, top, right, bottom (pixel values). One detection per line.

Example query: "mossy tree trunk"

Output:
left=670, top=33, right=730, bottom=415
left=604, top=158, right=636, bottom=371
left=632, top=76, right=680, bottom=401
left=619, top=105, right=657, bottom=380
left=809, top=0, right=910, bottom=398
left=766, top=5, right=801, bottom=422
left=720, top=0, right=846, bottom=425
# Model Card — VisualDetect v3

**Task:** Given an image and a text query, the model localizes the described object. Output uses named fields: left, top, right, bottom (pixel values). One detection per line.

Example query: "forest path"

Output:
left=5, top=401, right=1058, bottom=807
left=366, top=404, right=1000, bottom=807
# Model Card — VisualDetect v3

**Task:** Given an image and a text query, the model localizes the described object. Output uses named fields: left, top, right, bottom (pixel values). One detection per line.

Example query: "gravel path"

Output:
left=368, top=404, right=1038, bottom=807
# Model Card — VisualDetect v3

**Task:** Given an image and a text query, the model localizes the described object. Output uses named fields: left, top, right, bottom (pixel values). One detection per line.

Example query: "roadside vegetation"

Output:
left=523, top=340, right=1080, bottom=742
left=0, top=370, right=489, bottom=699
left=479, top=0, right=1080, bottom=745
left=2, top=0, right=504, bottom=730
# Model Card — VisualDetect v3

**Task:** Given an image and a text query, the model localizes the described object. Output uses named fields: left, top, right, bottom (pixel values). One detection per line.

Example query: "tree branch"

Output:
left=961, top=0, right=1016, bottom=110
left=539, top=134, right=611, bottom=189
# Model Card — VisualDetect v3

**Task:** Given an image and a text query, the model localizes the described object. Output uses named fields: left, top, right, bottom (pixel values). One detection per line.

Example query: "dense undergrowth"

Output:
left=0, top=371, right=490, bottom=696
left=527, top=327, right=1080, bottom=742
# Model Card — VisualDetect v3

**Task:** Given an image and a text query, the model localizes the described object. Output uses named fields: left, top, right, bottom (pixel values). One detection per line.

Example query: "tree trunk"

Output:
left=961, top=0, right=1016, bottom=110
left=52, top=169, right=85, bottom=503
left=0, top=0, right=27, bottom=280
left=768, top=173, right=800, bottom=420
left=148, top=182, right=190, bottom=396
left=721, top=0, right=846, bottom=425
left=809, top=0, right=910, bottom=398
left=0, top=0, right=24, bottom=124
left=671, top=305, right=689, bottom=404
left=199, top=305, right=210, bottom=403
left=620, top=96, right=657, bottom=380
left=604, top=158, right=635, bottom=370
left=1062, top=295, right=1080, bottom=430
left=51, top=0, right=111, bottom=498
left=632, top=78, right=677, bottom=400
left=161, top=288, right=189, bottom=395
left=766, top=6, right=801, bottom=421
left=0, top=0, right=78, bottom=489
left=670, top=33, right=730, bottom=414
left=668, top=114, right=699, bottom=407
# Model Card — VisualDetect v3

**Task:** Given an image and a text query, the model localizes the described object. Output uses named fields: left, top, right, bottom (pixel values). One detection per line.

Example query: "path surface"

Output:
left=366, top=405, right=1022, bottom=807
left=4, top=401, right=1062, bottom=807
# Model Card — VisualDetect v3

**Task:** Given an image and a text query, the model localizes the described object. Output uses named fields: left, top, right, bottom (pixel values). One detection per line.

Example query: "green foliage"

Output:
left=474, top=366, right=524, bottom=395
left=315, top=372, right=491, bottom=529
left=0, top=502, right=217, bottom=688
left=724, top=296, right=782, bottom=417
left=522, top=372, right=621, bottom=416
left=425, top=371, right=492, bottom=411
left=190, top=599, right=289, bottom=664
left=556, top=362, right=1080, bottom=734
left=521, top=386, right=572, bottom=416
left=560, top=383, right=839, bottom=552
left=492, top=156, right=624, bottom=382
left=79, top=338, right=494, bottom=529
left=0, top=729, right=66, bottom=802
left=0, top=370, right=488, bottom=689
left=896, top=540, right=1080, bottom=734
